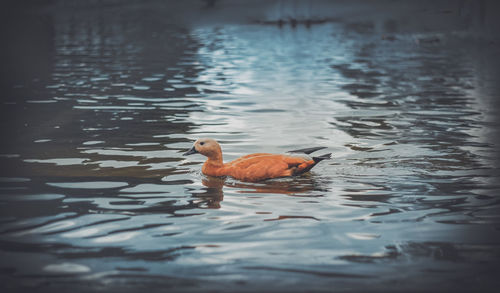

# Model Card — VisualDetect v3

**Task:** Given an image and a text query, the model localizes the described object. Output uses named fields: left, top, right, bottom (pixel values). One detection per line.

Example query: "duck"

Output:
left=183, top=138, right=331, bottom=182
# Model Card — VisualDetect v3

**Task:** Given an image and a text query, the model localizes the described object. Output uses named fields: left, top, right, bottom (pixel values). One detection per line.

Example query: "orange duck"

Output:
left=183, top=138, right=330, bottom=182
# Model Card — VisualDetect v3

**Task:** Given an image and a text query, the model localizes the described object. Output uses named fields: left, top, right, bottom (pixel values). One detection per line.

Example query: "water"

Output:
left=1, top=1, right=500, bottom=292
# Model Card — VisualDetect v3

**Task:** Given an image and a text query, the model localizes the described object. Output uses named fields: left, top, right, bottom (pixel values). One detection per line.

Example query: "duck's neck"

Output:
left=205, top=152, right=223, bottom=167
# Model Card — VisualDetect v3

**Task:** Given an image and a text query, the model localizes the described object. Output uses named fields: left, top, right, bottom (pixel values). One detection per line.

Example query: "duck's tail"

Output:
left=292, top=153, right=331, bottom=176
left=313, top=153, right=331, bottom=163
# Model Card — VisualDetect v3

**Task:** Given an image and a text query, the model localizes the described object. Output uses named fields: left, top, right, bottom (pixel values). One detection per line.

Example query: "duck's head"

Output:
left=183, top=138, right=222, bottom=158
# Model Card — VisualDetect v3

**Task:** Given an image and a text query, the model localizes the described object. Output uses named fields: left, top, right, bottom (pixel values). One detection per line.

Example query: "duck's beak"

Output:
left=183, top=146, right=198, bottom=156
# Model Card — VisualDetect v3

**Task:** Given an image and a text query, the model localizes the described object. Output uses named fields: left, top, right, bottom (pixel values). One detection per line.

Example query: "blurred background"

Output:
left=1, top=1, right=500, bottom=292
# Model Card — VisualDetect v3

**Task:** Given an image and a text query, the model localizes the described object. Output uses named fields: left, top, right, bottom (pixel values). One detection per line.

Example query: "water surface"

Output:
left=1, top=1, right=500, bottom=292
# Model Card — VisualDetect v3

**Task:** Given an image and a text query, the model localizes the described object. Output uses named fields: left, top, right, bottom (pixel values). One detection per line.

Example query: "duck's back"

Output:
left=223, top=153, right=313, bottom=182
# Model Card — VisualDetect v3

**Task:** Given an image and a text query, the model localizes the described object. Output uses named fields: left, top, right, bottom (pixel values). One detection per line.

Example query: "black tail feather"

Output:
left=313, top=153, right=331, bottom=163
left=292, top=153, right=332, bottom=176
left=288, top=146, right=327, bottom=155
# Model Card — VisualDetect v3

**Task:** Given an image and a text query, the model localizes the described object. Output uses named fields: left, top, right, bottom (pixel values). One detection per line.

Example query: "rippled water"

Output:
left=1, top=1, right=500, bottom=292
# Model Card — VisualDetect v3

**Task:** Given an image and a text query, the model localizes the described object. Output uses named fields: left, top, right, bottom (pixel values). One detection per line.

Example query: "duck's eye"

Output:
left=200, top=141, right=205, bottom=146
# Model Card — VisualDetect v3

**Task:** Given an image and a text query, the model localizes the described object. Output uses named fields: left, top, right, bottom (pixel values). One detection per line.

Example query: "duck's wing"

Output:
left=227, top=155, right=308, bottom=182
left=287, top=146, right=327, bottom=155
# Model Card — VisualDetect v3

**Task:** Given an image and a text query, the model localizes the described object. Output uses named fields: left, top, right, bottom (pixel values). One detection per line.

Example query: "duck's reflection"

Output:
left=196, top=177, right=225, bottom=209
left=192, top=175, right=322, bottom=209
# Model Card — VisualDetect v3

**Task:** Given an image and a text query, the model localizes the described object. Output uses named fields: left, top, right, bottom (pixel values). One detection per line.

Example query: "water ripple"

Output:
left=1, top=5, right=500, bottom=292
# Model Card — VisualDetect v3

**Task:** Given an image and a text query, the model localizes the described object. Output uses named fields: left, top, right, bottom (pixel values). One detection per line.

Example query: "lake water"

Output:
left=1, top=1, right=500, bottom=292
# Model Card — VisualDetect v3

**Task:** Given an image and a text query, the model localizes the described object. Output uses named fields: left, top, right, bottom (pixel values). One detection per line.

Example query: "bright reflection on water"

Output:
left=1, top=2, right=500, bottom=292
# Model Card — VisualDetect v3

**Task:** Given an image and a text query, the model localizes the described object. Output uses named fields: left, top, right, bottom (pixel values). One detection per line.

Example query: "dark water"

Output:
left=1, top=1, right=500, bottom=292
